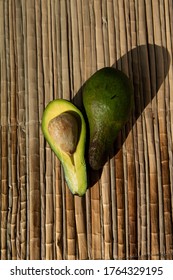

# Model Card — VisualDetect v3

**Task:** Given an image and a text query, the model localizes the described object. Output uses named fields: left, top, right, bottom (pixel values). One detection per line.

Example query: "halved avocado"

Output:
left=42, top=99, right=87, bottom=196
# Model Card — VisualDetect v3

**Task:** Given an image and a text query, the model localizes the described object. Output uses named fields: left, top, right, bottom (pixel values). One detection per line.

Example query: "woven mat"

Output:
left=0, top=0, right=173, bottom=260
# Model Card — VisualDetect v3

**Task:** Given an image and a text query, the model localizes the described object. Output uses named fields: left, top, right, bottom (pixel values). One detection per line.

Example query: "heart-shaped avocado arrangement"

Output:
left=42, top=67, right=133, bottom=196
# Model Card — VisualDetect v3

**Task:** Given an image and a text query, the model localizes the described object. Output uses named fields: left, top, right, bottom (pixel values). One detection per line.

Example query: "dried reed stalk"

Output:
left=26, top=0, right=41, bottom=260
left=9, top=1, right=18, bottom=260
left=0, top=1, right=8, bottom=261
left=115, top=135, right=126, bottom=259
left=65, top=187, right=76, bottom=259
left=74, top=196, right=88, bottom=259
left=15, top=0, right=27, bottom=260
left=90, top=177, right=102, bottom=259
left=100, top=163, right=113, bottom=259
left=55, top=158, right=63, bottom=259
left=153, top=0, right=173, bottom=259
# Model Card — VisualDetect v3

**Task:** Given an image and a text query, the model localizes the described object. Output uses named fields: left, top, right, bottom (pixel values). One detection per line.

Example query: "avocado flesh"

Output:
left=42, top=99, right=87, bottom=196
left=83, top=67, right=133, bottom=170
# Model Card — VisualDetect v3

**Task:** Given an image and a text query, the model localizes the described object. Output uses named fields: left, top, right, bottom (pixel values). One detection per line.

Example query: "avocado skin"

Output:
left=42, top=99, right=87, bottom=196
left=83, top=67, right=133, bottom=170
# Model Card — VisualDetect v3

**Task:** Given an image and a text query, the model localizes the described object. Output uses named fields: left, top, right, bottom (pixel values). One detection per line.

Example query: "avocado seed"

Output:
left=48, top=112, right=79, bottom=154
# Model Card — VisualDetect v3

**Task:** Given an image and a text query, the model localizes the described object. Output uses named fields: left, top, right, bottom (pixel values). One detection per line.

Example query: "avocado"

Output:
left=83, top=67, right=133, bottom=170
left=42, top=99, right=87, bottom=196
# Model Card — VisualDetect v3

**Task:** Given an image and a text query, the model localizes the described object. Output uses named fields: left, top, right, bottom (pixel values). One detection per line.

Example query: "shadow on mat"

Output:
left=72, top=44, right=171, bottom=190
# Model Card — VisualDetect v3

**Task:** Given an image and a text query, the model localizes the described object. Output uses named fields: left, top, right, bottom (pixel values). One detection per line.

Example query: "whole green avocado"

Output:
left=83, top=67, right=133, bottom=170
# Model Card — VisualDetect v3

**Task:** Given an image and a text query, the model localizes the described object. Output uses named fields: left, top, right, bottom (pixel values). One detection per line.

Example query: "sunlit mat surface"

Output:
left=0, top=0, right=173, bottom=260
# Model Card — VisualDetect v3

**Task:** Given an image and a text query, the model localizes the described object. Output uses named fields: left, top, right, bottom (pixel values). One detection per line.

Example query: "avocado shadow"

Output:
left=72, top=44, right=171, bottom=190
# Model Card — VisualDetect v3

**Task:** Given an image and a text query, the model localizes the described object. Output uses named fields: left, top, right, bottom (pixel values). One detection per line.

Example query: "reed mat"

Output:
left=0, top=0, right=173, bottom=260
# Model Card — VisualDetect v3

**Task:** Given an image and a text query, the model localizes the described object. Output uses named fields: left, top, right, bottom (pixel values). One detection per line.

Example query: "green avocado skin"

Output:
left=83, top=67, right=133, bottom=170
left=42, top=99, right=87, bottom=196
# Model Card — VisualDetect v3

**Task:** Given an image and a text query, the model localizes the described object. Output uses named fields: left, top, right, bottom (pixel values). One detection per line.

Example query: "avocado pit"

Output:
left=48, top=111, right=80, bottom=155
